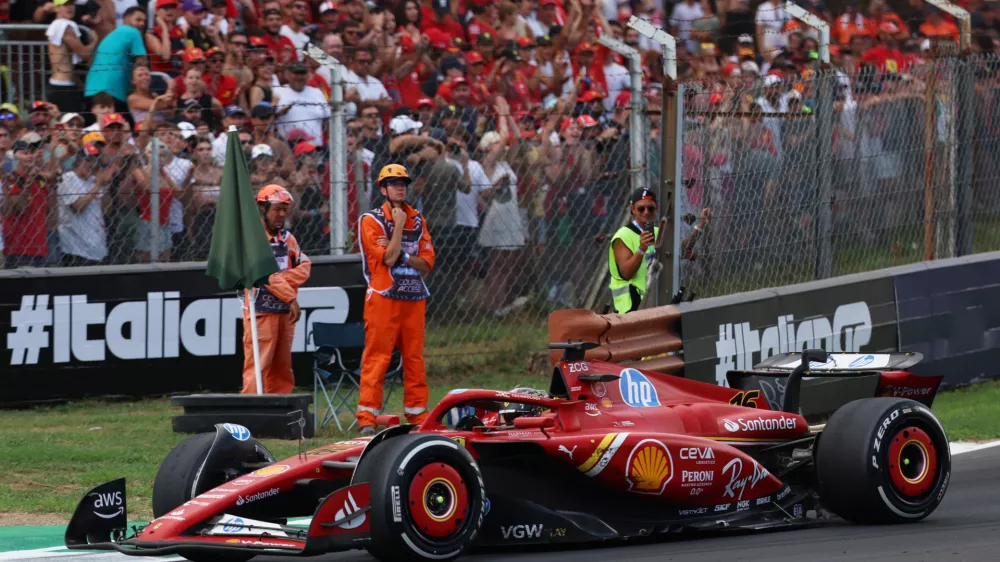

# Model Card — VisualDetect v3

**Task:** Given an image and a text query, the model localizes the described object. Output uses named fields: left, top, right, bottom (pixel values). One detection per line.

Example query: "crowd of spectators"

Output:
left=0, top=0, right=998, bottom=309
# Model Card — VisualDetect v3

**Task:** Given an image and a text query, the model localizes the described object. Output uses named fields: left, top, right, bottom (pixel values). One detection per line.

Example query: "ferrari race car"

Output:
left=65, top=344, right=951, bottom=562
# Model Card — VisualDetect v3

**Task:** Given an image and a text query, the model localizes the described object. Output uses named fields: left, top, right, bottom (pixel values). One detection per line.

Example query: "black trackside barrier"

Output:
left=678, top=269, right=899, bottom=387
left=893, top=253, right=1000, bottom=389
left=0, top=255, right=366, bottom=406
left=677, top=250, right=1000, bottom=403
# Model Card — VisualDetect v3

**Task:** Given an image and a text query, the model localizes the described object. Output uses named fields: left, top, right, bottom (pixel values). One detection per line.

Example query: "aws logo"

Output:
left=91, top=491, right=123, bottom=519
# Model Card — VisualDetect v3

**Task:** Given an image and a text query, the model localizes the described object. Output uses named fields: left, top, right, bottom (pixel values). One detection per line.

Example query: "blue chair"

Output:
left=310, top=322, right=403, bottom=432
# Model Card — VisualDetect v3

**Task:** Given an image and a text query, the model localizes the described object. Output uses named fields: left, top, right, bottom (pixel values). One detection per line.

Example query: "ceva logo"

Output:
left=619, top=368, right=660, bottom=408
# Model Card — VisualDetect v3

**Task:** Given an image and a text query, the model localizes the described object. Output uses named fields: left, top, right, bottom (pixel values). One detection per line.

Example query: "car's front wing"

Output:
left=65, top=478, right=372, bottom=557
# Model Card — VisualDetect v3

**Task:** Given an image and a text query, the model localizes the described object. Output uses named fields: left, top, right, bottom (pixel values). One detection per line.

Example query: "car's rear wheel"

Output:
left=816, top=397, right=951, bottom=524
left=353, top=434, right=486, bottom=562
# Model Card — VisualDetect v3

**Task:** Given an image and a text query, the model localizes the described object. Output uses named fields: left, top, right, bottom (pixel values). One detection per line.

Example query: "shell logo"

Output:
left=625, top=439, right=673, bottom=495
left=251, top=464, right=290, bottom=478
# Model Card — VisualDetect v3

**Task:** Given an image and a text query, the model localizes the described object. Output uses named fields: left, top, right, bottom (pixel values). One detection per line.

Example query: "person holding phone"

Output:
left=607, top=188, right=661, bottom=314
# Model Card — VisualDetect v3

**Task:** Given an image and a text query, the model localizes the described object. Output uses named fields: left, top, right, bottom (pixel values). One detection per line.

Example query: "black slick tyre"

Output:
left=152, top=433, right=257, bottom=562
left=152, top=433, right=218, bottom=518
left=816, top=397, right=951, bottom=524
left=352, top=434, right=486, bottom=562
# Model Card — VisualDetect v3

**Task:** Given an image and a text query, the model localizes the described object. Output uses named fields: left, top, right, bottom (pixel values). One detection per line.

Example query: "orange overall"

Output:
left=241, top=230, right=312, bottom=394
left=357, top=202, right=436, bottom=427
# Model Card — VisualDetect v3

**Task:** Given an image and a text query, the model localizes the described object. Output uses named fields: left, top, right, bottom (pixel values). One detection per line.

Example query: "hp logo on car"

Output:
left=619, top=369, right=660, bottom=408
left=849, top=355, right=875, bottom=368
left=224, top=424, right=251, bottom=441
left=223, top=517, right=245, bottom=533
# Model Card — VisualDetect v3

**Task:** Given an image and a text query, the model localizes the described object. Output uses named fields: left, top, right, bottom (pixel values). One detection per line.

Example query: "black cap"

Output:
left=438, top=104, right=459, bottom=119
left=500, top=45, right=520, bottom=60
left=285, top=60, right=307, bottom=73
left=535, top=34, right=552, bottom=47
left=251, top=102, right=275, bottom=118
left=630, top=188, right=657, bottom=206
left=477, top=32, right=494, bottom=46
left=432, top=0, right=450, bottom=14
left=427, top=126, right=448, bottom=144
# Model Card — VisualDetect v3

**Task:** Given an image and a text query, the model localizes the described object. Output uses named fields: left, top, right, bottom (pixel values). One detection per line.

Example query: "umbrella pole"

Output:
left=247, top=288, right=264, bottom=395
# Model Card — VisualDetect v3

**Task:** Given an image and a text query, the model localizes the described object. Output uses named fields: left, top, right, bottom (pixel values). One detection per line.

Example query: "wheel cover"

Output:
left=407, top=462, right=469, bottom=539
left=887, top=425, right=938, bottom=499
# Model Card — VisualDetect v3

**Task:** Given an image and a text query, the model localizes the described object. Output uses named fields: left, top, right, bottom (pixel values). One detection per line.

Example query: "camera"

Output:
left=643, top=220, right=656, bottom=233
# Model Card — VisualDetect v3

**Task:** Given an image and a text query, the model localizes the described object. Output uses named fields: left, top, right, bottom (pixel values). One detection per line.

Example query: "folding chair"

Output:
left=311, top=322, right=403, bottom=433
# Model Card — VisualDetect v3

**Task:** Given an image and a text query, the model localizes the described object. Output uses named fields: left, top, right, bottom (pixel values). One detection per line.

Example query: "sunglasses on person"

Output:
left=635, top=204, right=657, bottom=213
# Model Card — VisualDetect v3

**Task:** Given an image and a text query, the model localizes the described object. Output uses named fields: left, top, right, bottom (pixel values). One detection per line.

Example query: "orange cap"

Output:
left=256, top=184, right=294, bottom=204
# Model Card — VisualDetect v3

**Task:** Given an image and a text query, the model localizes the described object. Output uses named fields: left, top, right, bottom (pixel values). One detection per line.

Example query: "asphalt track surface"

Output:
left=10, top=445, right=998, bottom=562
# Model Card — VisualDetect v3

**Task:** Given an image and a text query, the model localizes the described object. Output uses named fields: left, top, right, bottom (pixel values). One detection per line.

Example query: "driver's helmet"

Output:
left=498, top=387, right=550, bottom=424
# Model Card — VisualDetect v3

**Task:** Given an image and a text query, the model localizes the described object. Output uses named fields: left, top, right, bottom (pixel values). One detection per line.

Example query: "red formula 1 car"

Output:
left=65, top=344, right=952, bottom=562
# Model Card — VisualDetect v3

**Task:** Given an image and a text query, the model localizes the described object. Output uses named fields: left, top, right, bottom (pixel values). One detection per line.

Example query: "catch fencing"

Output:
left=5, top=41, right=1000, bottom=365
left=677, top=54, right=1000, bottom=300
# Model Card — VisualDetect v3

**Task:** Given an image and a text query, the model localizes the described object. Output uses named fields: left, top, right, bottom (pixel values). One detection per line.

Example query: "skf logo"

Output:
left=728, top=390, right=760, bottom=408
left=625, top=439, right=673, bottom=495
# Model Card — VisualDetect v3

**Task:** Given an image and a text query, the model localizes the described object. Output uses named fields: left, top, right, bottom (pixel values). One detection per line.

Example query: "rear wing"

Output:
left=728, top=350, right=938, bottom=417
left=752, top=352, right=924, bottom=373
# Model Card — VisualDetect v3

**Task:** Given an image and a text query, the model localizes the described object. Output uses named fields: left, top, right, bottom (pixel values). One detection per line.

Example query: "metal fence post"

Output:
left=927, top=0, right=973, bottom=259
left=305, top=43, right=347, bottom=256
left=784, top=1, right=833, bottom=278
left=596, top=35, right=646, bottom=196
left=150, top=136, right=160, bottom=263
left=815, top=71, right=834, bottom=279
left=784, top=2, right=830, bottom=63
left=671, top=85, right=684, bottom=295
left=956, top=57, right=975, bottom=256
left=627, top=16, right=677, bottom=305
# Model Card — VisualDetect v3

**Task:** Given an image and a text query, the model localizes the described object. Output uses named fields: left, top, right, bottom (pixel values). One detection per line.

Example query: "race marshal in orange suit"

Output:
left=356, top=164, right=436, bottom=435
left=240, top=184, right=312, bottom=394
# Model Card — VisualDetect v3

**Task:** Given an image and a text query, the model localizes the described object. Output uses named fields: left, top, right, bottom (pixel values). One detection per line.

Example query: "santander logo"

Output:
left=723, top=416, right=799, bottom=433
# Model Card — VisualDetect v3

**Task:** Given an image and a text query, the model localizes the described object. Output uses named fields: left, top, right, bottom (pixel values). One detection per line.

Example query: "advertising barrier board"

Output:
left=1, top=256, right=365, bottom=406
left=894, top=253, right=1000, bottom=389
left=678, top=270, right=899, bottom=387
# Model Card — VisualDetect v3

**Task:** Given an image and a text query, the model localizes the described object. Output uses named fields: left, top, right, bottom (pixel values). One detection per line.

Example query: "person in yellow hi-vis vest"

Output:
left=608, top=188, right=661, bottom=314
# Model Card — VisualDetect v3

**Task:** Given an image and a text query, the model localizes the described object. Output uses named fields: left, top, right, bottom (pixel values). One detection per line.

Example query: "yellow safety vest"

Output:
left=608, top=223, right=659, bottom=314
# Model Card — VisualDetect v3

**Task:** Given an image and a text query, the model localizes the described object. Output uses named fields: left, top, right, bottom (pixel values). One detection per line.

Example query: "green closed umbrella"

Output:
left=205, top=125, right=280, bottom=395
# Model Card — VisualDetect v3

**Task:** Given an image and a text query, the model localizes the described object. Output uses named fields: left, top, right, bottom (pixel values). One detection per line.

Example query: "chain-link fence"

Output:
left=6, top=43, right=1000, bottom=363
left=676, top=53, right=1000, bottom=299
left=0, top=103, right=334, bottom=268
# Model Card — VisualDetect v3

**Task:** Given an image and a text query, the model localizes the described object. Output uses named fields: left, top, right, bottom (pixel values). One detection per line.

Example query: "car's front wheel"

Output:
left=353, top=434, right=486, bottom=562
left=816, top=397, right=951, bottom=524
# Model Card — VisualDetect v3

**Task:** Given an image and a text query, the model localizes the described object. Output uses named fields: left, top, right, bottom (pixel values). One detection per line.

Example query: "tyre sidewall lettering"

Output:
left=383, top=438, right=485, bottom=557
left=867, top=401, right=950, bottom=517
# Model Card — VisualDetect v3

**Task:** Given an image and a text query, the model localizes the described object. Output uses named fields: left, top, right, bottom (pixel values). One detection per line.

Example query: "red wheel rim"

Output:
left=887, top=426, right=938, bottom=498
left=407, top=462, right=469, bottom=539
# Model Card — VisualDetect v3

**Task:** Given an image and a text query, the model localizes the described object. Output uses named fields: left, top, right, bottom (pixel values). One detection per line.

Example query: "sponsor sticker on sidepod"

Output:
left=723, top=415, right=799, bottom=433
